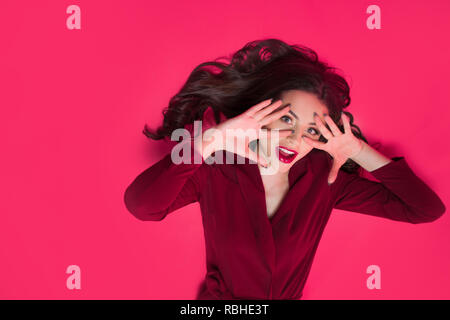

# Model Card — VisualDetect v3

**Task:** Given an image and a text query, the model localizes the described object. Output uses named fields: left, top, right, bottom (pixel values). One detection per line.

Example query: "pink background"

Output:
left=1, top=0, right=449, bottom=299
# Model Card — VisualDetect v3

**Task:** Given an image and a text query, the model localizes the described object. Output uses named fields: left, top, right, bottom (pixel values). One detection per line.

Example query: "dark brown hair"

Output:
left=144, top=38, right=369, bottom=174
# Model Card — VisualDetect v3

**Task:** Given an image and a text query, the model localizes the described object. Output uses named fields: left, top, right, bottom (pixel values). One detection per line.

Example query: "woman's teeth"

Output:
left=279, top=146, right=295, bottom=155
left=276, top=146, right=298, bottom=164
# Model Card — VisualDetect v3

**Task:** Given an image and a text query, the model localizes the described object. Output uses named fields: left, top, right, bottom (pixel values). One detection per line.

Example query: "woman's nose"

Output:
left=288, top=128, right=300, bottom=139
left=284, top=130, right=300, bottom=144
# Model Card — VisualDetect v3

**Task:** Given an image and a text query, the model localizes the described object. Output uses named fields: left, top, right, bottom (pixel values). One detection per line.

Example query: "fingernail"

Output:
left=327, top=181, right=332, bottom=185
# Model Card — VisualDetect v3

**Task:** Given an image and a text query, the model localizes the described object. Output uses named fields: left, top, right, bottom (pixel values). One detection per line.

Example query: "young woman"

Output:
left=124, top=38, right=446, bottom=300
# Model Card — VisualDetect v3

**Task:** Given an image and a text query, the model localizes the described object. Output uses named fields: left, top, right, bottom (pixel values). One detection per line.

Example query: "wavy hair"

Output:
left=143, top=38, right=370, bottom=174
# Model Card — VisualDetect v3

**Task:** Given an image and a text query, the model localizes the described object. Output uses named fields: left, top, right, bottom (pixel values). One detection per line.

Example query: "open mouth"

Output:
left=275, top=146, right=298, bottom=164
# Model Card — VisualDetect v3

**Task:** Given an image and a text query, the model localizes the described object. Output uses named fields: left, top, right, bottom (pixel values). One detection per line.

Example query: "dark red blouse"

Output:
left=124, top=142, right=446, bottom=300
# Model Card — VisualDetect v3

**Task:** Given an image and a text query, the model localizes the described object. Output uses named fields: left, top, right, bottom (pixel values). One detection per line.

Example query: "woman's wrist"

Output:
left=193, top=127, right=223, bottom=161
left=349, top=140, right=392, bottom=172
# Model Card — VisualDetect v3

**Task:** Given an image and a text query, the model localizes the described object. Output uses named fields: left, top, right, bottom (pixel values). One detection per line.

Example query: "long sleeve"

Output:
left=124, top=141, right=206, bottom=221
left=332, top=156, right=446, bottom=224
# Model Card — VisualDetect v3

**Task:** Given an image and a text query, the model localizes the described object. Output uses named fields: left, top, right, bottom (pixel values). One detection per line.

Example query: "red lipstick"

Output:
left=275, top=146, right=298, bottom=164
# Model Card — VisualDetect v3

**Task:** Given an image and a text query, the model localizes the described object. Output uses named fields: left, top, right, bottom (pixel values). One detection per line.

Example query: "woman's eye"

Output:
left=280, top=115, right=292, bottom=124
left=307, top=127, right=320, bottom=135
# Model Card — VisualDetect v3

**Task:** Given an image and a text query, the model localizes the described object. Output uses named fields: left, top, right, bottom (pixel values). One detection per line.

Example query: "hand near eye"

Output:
left=201, top=99, right=293, bottom=167
left=301, top=112, right=363, bottom=185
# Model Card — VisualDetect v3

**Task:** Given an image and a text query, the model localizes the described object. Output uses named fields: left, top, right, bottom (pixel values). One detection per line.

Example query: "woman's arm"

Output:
left=332, top=144, right=446, bottom=224
left=349, top=140, right=392, bottom=172
left=123, top=135, right=213, bottom=221
left=124, top=100, right=291, bottom=221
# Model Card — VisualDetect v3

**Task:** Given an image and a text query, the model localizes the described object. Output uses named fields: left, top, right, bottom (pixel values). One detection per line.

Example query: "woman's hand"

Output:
left=202, top=99, right=293, bottom=167
left=301, top=112, right=363, bottom=185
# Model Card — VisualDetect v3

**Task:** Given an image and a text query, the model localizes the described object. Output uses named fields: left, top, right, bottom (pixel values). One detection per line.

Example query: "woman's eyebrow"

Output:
left=288, top=110, right=298, bottom=119
left=288, top=109, right=318, bottom=126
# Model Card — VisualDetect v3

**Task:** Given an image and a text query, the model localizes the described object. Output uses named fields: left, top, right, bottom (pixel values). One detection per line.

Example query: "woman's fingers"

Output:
left=313, top=113, right=333, bottom=140
left=259, top=104, right=291, bottom=126
left=246, top=146, right=269, bottom=167
left=245, top=98, right=275, bottom=117
left=341, top=112, right=351, bottom=134
left=323, top=114, right=342, bottom=136
left=252, top=100, right=284, bottom=121
left=258, top=128, right=292, bottom=139
left=302, top=135, right=326, bottom=150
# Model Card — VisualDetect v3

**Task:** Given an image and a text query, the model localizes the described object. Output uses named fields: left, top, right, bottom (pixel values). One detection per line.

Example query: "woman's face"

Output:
left=259, top=89, right=329, bottom=173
